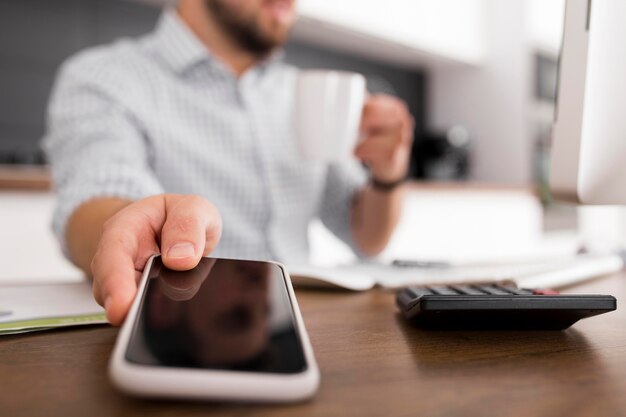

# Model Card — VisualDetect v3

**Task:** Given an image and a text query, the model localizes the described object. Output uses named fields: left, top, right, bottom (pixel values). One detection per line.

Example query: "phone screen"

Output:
left=125, top=256, right=307, bottom=374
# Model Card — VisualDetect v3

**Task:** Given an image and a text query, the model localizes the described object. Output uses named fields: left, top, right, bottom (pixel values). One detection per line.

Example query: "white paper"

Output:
left=0, top=281, right=107, bottom=335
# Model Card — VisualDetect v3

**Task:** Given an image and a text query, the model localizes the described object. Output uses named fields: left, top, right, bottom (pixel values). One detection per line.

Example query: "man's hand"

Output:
left=354, top=95, right=415, bottom=182
left=88, top=194, right=222, bottom=325
left=350, top=95, right=414, bottom=256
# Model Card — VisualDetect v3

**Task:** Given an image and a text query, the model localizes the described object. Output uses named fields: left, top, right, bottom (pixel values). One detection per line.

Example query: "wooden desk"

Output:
left=2, top=274, right=625, bottom=417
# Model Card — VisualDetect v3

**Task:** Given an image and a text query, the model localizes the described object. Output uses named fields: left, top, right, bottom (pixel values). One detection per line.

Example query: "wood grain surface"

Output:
left=1, top=274, right=625, bottom=417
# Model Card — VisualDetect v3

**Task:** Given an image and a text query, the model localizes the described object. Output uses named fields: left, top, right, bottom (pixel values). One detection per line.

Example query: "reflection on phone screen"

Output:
left=125, top=257, right=307, bottom=374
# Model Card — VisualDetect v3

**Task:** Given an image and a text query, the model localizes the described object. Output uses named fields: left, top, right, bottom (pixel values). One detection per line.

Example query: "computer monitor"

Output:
left=550, top=0, right=626, bottom=204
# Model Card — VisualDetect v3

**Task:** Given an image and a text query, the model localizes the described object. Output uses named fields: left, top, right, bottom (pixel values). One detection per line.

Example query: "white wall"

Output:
left=430, top=0, right=531, bottom=184
left=296, top=0, right=486, bottom=67
left=428, top=0, right=566, bottom=185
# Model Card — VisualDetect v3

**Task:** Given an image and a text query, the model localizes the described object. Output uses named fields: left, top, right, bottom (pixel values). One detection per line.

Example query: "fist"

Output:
left=355, top=95, right=415, bottom=183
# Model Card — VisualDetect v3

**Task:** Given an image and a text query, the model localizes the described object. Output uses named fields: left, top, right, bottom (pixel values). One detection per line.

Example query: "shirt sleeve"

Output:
left=42, top=55, right=164, bottom=254
left=318, top=159, right=368, bottom=256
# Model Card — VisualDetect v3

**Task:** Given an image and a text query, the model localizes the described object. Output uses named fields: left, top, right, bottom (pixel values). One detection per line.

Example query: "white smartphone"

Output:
left=109, top=255, right=320, bottom=402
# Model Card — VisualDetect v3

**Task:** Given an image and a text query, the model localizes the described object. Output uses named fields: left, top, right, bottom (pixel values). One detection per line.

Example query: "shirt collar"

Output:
left=152, top=9, right=212, bottom=74
left=152, top=9, right=285, bottom=77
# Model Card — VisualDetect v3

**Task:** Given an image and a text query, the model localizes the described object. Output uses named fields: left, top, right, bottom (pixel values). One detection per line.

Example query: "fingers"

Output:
left=89, top=194, right=222, bottom=326
left=359, top=95, right=413, bottom=150
left=361, top=95, right=411, bottom=133
left=356, top=95, right=410, bottom=161
left=355, top=134, right=402, bottom=160
left=160, top=195, right=223, bottom=271
left=91, top=223, right=144, bottom=326
left=356, top=94, right=414, bottom=181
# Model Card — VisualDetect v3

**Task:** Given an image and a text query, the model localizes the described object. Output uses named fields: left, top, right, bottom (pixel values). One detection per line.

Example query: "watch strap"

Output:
left=370, top=177, right=406, bottom=192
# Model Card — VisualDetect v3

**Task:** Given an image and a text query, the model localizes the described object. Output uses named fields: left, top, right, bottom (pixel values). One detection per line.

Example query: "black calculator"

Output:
left=396, top=283, right=616, bottom=330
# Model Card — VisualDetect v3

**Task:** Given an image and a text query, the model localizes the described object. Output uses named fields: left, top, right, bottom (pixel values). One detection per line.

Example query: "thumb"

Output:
left=160, top=195, right=222, bottom=271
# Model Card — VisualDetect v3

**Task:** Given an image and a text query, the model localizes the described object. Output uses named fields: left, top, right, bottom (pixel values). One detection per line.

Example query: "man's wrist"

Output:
left=369, top=176, right=406, bottom=192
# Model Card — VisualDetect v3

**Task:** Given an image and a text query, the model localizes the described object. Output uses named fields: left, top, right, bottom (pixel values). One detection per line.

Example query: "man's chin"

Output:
left=204, top=0, right=292, bottom=56
left=259, top=21, right=293, bottom=47
left=266, top=33, right=290, bottom=50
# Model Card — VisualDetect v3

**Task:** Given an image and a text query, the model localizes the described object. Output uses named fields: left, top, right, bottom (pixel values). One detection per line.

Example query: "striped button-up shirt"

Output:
left=43, top=10, right=367, bottom=264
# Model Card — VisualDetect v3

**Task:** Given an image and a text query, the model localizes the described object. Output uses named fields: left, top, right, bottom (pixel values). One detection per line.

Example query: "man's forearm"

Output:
left=66, top=198, right=133, bottom=275
left=351, top=184, right=405, bottom=257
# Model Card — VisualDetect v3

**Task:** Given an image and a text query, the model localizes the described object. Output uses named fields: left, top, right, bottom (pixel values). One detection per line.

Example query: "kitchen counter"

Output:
left=0, top=165, right=51, bottom=190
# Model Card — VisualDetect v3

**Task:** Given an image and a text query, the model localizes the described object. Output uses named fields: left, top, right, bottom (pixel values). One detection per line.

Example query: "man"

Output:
left=43, top=0, right=414, bottom=325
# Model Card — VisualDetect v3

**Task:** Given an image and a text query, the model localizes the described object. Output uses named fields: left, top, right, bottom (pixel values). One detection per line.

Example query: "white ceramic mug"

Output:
left=295, top=70, right=367, bottom=161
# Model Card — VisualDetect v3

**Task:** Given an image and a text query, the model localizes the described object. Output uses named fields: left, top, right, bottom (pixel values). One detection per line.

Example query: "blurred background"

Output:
left=3, top=0, right=620, bottom=280
left=0, top=0, right=562, bottom=182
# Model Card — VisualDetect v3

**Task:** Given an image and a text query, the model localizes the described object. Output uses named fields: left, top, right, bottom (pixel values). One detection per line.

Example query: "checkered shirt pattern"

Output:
left=43, top=10, right=367, bottom=264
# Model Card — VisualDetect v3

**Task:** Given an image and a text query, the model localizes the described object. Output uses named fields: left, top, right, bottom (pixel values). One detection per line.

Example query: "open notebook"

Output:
left=288, top=253, right=624, bottom=291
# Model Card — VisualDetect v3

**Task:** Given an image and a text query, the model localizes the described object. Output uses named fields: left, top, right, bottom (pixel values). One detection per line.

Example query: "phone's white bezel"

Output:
left=109, top=255, right=320, bottom=402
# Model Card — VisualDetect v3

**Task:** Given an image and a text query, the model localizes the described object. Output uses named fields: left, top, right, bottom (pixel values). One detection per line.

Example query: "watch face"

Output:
left=125, top=257, right=307, bottom=374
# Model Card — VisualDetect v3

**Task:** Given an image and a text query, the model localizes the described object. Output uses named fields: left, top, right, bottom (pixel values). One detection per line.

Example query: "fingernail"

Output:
left=167, top=242, right=195, bottom=259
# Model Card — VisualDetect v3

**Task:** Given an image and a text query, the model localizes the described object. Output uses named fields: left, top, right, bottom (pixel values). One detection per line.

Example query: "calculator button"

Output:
left=405, top=287, right=434, bottom=298
left=427, top=286, right=460, bottom=295
left=496, top=285, right=534, bottom=295
left=449, top=285, right=486, bottom=295
left=532, top=288, right=560, bottom=295
left=474, top=285, right=511, bottom=295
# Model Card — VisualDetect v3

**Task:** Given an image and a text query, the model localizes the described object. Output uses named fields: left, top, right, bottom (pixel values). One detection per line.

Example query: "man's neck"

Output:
left=177, top=4, right=259, bottom=77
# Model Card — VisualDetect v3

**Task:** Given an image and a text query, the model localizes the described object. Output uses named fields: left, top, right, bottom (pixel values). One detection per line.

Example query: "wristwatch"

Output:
left=370, top=176, right=406, bottom=192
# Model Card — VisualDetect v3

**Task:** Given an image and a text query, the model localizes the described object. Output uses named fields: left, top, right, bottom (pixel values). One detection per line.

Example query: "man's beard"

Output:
left=204, top=0, right=287, bottom=57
